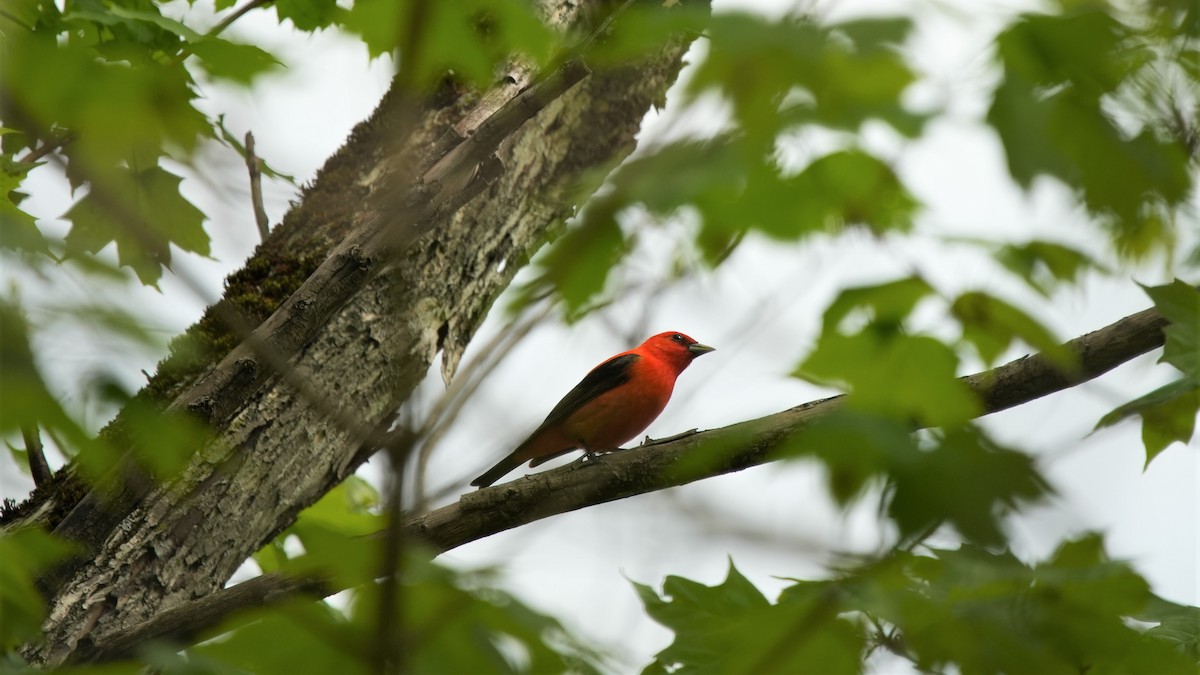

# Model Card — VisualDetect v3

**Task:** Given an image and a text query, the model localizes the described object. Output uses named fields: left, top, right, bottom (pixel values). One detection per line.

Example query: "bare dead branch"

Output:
left=243, top=131, right=270, bottom=241
left=21, top=425, right=52, bottom=488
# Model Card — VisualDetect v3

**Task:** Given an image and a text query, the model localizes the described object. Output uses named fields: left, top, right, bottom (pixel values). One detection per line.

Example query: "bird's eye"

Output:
left=671, top=334, right=684, bottom=342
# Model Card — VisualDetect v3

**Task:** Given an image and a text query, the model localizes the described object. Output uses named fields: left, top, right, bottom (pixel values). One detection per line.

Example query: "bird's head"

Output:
left=641, top=331, right=715, bottom=372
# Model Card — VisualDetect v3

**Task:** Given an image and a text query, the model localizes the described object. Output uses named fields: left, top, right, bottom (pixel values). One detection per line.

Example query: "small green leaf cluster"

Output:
left=221, top=477, right=606, bottom=674
left=1, top=0, right=561, bottom=286
left=523, top=11, right=925, bottom=317
left=637, top=546, right=1198, bottom=674
left=987, top=2, right=1196, bottom=259
left=1096, top=280, right=1200, bottom=466
left=527, top=0, right=1198, bottom=320
left=0, top=529, right=77, bottom=653
left=0, top=477, right=609, bottom=672
left=0, top=0, right=284, bottom=285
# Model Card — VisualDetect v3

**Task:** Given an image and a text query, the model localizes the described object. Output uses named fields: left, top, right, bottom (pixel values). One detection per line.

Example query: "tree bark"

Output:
left=19, top=2, right=698, bottom=666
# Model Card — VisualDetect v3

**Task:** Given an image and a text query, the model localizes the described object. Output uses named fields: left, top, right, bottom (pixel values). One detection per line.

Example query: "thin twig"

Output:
left=206, top=0, right=272, bottom=38
left=16, top=133, right=74, bottom=165
left=243, top=131, right=270, bottom=241
left=374, top=431, right=417, bottom=675
left=21, top=425, right=52, bottom=488
left=411, top=301, right=553, bottom=509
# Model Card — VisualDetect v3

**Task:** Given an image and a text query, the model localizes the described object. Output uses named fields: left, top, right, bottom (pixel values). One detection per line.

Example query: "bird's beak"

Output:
left=688, top=343, right=715, bottom=356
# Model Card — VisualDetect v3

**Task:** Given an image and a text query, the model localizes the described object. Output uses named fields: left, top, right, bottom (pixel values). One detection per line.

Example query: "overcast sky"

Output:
left=2, top=0, right=1196, bottom=671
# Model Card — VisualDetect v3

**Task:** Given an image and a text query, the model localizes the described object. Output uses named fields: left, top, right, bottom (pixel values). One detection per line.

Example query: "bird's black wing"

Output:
left=471, top=353, right=641, bottom=486
left=532, top=352, right=640, bottom=434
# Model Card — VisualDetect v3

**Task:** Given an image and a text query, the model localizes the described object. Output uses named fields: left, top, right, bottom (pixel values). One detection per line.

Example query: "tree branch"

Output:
left=71, top=573, right=329, bottom=664
left=76, top=303, right=1169, bottom=663
left=21, top=425, right=52, bottom=488
left=243, top=131, right=270, bottom=242
left=413, top=305, right=1168, bottom=552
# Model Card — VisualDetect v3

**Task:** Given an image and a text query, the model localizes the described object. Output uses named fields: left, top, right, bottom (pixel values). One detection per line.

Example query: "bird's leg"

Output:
left=569, top=447, right=615, bottom=470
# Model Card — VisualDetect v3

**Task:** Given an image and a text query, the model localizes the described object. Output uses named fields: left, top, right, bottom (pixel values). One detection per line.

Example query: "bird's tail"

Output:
left=470, top=454, right=527, bottom=488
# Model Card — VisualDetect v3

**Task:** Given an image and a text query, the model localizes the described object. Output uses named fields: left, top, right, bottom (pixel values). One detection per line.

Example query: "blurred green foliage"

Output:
left=230, top=476, right=605, bottom=674
left=0, top=0, right=560, bottom=284
left=639, top=543, right=1197, bottom=675
left=0, top=529, right=77, bottom=652
left=635, top=561, right=864, bottom=674
left=1, top=0, right=1197, bottom=672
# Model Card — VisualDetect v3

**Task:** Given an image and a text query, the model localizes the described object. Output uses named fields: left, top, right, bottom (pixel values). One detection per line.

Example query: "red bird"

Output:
left=470, top=331, right=715, bottom=487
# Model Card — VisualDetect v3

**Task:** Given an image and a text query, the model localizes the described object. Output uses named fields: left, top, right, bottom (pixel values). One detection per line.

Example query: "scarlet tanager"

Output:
left=470, top=331, right=715, bottom=488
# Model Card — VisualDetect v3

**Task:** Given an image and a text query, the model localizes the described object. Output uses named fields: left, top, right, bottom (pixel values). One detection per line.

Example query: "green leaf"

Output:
left=987, top=8, right=1191, bottom=258
left=1138, top=385, right=1200, bottom=466
left=995, top=10, right=1131, bottom=94
left=586, top=3, right=712, bottom=67
left=852, top=537, right=1196, bottom=673
left=104, top=5, right=202, bottom=41
left=527, top=207, right=630, bottom=318
left=336, top=0, right=401, bottom=59
left=691, top=13, right=922, bottom=146
left=63, top=164, right=209, bottom=286
left=5, top=31, right=210, bottom=174
left=796, top=280, right=980, bottom=430
left=1137, top=595, right=1200, bottom=660
left=92, top=380, right=211, bottom=481
left=0, top=154, right=48, bottom=255
left=821, top=276, right=934, bottom=334
left=888, top=426, right=1049, bottom=545
left=251, top=478, right=387, bottom=587
left=340, top=554, right=608, bottom=674
left=1096, top=377, right=1200, bottom=467
left=192, top=599, right=362, bottom=674
left=0, top=529, right=78, bottom=650
left=293, top=477, right=383, bottom=537
left=276, top=0, right=342, bottom=32
left=190, top=38, right=284, bottom=85
left=951, top=291, right=1072, bottom=367
left=1142, top=280, right=1200, bottom=377
left=798, top=332, right=981, bottom=427
left=771, top=150, right=917, bottom=237
left=994, top=240, right=1107, bottom=296
left=340, top=0, right=556, bottom=79
left=252, top=537, right=289, bottom=575
left=775, top=409, right=918, bottom=506
left=637, top=560, right=863, bottom=675
left=0, top=299, right=100, bottom=458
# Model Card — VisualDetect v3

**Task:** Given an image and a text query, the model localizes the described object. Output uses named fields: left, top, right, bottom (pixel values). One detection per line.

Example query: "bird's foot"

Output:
left=570, top=449, right=614, bottom=470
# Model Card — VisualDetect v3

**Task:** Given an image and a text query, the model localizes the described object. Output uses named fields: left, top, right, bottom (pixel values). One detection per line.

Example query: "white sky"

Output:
left=2, top=0, right=1196, bottom=672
